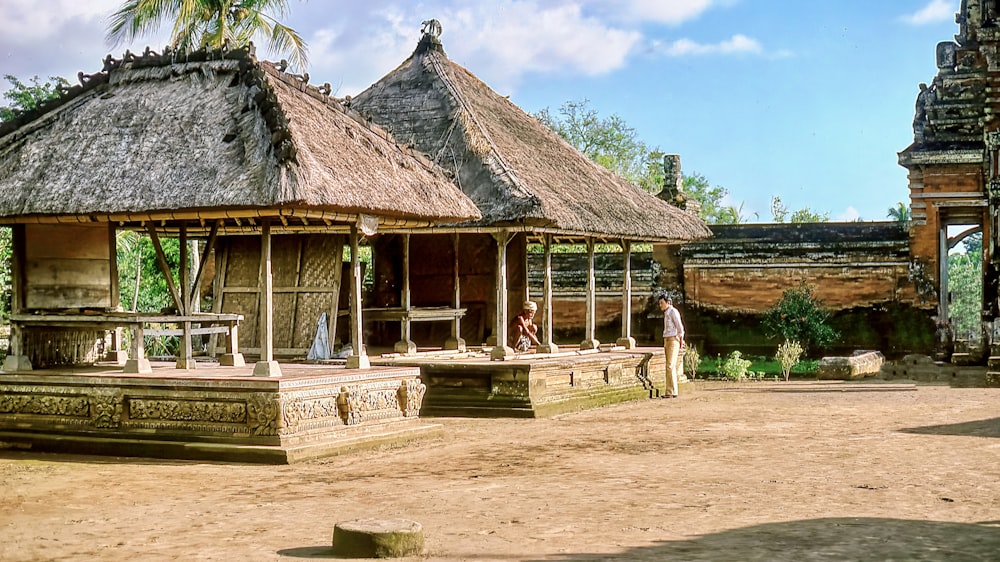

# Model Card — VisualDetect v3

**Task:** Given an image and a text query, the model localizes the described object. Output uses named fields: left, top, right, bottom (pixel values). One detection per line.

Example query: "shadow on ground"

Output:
left=900, top=417, right=1000, bottom=438
left=529, top=518, right=1000, bottom=562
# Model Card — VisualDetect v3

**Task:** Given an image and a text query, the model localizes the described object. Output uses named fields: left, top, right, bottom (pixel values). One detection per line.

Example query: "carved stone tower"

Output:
left=899, top=0, right=1000, bottom=359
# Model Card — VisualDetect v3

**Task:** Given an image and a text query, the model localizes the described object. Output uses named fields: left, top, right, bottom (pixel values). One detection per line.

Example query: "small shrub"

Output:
left=775, top=340, right=804, bottom=381
left=683, top=345, right=701, bottom=379
left=761, top=284, right=839, bottom=354
left=721, top=350, right=752, bottom=381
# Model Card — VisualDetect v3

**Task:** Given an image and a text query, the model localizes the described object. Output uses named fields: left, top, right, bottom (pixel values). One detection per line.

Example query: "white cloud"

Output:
left=653, top=34, right=763, bottom=57
left=835, top=206, right=862, bottom=222
left=900, top=0, right=957, bottom=25
left=594, top=0, right=716, bottom=25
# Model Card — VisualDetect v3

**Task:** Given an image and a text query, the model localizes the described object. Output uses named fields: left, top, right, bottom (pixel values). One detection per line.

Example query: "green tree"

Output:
left=0, top=74, right=70, bottom=122
left=684, top=173, right=738, bottom=224
left=770, top=195, right=829, bottom=223
left=106, top=0, right=308, bottom=71
left=887, top=202, right=910, bottom=225
left=535, top=99, right=662, bottom=193
left=789, top=208, right=829, bottom=223
left=761, top=284, right=839, bottom=354
left=947, top=232, right=982, bottom=341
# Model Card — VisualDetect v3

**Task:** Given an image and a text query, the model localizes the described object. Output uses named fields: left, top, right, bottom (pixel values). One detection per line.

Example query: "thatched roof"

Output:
left=352, top=35, right=711, bottom=242
left=0, top=46, right=480, bottom=225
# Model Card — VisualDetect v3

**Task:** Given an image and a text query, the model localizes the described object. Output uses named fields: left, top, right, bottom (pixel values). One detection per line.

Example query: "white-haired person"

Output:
left=658, top=294, right=685, bottom=398
left=510, top=300, right=542, bottom=352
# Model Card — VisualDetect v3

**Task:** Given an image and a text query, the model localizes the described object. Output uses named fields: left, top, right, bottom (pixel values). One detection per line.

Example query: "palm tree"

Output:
left=887, top=201, right=910, bottom=225
left=106, top=0, right=308, bottom=71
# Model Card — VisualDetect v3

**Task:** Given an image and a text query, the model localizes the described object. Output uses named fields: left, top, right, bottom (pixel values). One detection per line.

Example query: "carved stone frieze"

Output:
left=0, top=390, right=89, bottom=418
left=396, top=379, right=426, bottom=417
left=337, top=385, right=366, bottom=425
left=280, top=394, right=340, bottom=432
left=128, top=398, right=245, bottom=425
left=246, top=394, right=280, bottom=436
left=91, top=389, right=123, bottom=429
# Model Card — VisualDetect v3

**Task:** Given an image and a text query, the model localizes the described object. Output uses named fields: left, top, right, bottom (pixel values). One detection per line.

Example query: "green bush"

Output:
left=775, top=340, right=804, bottom=381
left=720, top=350, right=752, bottom=381
left=761, top=284, right=839, bottom=354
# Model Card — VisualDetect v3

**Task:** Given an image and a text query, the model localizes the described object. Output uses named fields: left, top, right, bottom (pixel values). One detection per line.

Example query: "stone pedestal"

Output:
left=616, top=336, right=637, bottom=350
left=123, top=358, right=152, bottom=374
left=443, top=337, right=466, bottom=352
left=253, top=360, right=282, bottom=377
left=219, top=353, right=246, bottom=367
left=175, top=357, right=198, bottom=370
left=394, top=339, right=417, bottom=355
left=491, top=345, right=516, bottom=361
left=2, top=355, right=32, bottom=372
left=579, top=338, right=600, bottom=350
left=105, top=350, right=128, bottom=366
left=537, top=342, right=560, bottom=354
left=347, top=354, right=371, bottom=369
left=332, top=518, right=424, bottom=558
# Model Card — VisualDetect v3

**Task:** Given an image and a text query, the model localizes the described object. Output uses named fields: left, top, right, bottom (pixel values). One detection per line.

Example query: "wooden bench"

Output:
left=361, top=307, right=466, bottom=354
left=8, top=312, right=244, bottom=373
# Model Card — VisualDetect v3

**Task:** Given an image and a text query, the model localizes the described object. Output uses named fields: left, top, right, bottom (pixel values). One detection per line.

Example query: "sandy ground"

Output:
left=1, top=381, right=999, bottom=561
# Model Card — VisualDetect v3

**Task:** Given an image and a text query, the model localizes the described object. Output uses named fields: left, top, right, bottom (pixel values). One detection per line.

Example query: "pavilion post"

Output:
left=580, top=237, right=600, bottom=350
left=346, top=226, right=371, bottom=369
left=444, top=233, right=466, bottom=351
left=394, top=233, right=416, bottom=354
left=176, top=224, right=196, bottom=369
left=538, top=234, right=559, bottom=354
left=253, top=220, right=281, bottom=376
left=616, top=239, right=636, bottom=349
left=2, top=226, right=31, bottom=372
left=491, top=231, right=516, bottom=360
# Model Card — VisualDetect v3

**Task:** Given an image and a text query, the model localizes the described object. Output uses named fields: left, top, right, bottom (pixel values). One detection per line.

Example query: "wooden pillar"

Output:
left=347, top=226, right=371, bottom=369
left=3, top=225, right=31, bottom=372
left=617, top=239, right=636, bottom=349
left=537, top=234, right=559, bottom=354
left=253, top=220, right=281, bottom=376
left=491, top=231, right=515, bottom=360
left=444, top=233, right=466, bottom=351
left=394, top=233, right=416, bottom=354
left=176, top=224, right=196, bottom=369
left=580, top=237, right=600, bottom=350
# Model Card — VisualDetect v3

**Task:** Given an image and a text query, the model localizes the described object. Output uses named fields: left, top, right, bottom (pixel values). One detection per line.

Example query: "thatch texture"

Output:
left=353, top=35, right=711, bottom=242
left=0, top=47, right=480, bottom=224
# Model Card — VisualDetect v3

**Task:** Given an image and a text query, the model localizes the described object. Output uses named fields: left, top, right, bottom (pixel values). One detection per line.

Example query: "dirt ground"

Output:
left=1, top=381, right=999, bottom=561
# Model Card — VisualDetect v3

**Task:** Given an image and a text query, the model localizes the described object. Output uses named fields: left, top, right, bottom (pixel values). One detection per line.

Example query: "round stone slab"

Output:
left=332, top=518, right=424, bottom=558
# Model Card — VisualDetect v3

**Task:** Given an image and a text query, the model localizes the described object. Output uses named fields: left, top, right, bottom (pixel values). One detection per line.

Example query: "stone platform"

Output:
left=0, top=362, right=439, bottom=463
left=877, top=355, right=995, bottom=387
left=371, top=346, right=666, bottom=418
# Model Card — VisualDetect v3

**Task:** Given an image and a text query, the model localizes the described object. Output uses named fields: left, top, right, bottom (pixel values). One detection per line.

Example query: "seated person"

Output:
left=510, top=301, right=542, bottom=351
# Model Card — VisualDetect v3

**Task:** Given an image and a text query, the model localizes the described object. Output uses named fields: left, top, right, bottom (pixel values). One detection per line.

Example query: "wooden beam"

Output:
left=581, top=237, right=599, bottom=350
left=145, top=223, right=184, bottom=314
left=188, top=220, right=219, bottom=312
left=347, top=226, right=370, bottom=369
left=538, top=233, right=558, bottom=353
left=259, top=220, right=274, bottom=362
left=491, top=231, right=515, bottom=360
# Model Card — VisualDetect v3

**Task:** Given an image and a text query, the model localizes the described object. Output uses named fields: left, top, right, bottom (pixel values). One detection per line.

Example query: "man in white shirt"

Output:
left=658, top=295, right=685, bottom=398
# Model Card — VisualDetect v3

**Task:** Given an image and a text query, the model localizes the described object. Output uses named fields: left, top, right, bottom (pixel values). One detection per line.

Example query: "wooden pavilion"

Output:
left=350, top=27, right=712, bottom=415
left=0, top=45, right=481, bottom=461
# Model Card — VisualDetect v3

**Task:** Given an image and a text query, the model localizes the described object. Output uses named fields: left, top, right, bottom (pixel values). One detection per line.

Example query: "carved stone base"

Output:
left=443, top=337, right=466, bottom=352
left=123, top=358, right=152, bottom=374
left=579, top=338, right=600, bottom=350
left=347, top=354, right=371, bottom=369
left=537, top=342, right=560, bottom=354
left=2, top=355, right=32, bottom=372
left=616, top=337, right=637, bottom=350
left=394, top=340, right=417, bottom=355
left=490, top=345, right=516, bottom=361
left=253, top=360, right=282, bottom=377
left=219, top=353, right=246, bottom=367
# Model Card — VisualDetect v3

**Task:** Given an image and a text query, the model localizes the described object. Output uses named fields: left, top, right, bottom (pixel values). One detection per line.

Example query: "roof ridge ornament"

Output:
left=421, top=19, right=442, bottom=38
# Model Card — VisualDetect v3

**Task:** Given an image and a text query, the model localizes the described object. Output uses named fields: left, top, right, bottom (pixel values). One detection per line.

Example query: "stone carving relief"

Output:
left=91, top=390, right=123, bottom=429
left=129, top=398, right=245, bottom=424
left=246, top=394, right=280, bottom=436
left=0, top=390, right=89, bottom=418
left=396, top=379, right=427, bottom=417
left=337, top=385, right=365, bottom=425
left=280, top=394, right=341, bottom=432
left=937, top=41, right=957, bottom=70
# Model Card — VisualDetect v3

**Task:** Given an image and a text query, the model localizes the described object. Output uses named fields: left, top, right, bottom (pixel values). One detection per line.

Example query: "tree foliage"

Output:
left=761, top=284, right=839, bottom=354
left=116, top=231, right=181, bottom=314
left=106, top=0, right=308, bottom=71
left=0, top=74, right=70, bottom=122
left=947, top=232, right=982, bottom=341
left=887, top=201, right=910, bottom=225
left=770, top=196, right=829, bottom=223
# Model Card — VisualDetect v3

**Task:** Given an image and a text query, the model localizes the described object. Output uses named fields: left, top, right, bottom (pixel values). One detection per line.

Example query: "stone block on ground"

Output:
left=332, top=518, right=424, bottom=558
left=817, top=351, right=885, bottom=380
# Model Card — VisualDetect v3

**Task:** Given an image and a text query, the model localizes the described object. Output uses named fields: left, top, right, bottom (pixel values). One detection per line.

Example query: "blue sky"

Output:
left=0, top=0, right=962, bottom=222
